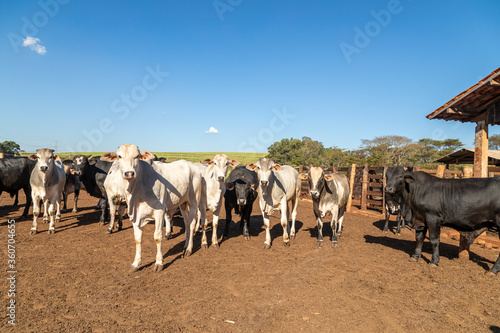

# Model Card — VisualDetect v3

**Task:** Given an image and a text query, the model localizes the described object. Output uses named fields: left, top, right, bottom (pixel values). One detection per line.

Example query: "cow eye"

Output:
left=118, top=155, right=122, bottom=159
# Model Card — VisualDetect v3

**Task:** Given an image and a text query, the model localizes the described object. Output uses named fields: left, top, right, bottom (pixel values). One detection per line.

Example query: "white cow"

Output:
left=29, top=148, right=66, bottom=234
left=102, top=161, right=127, bottom=233
left=246, top=158, right=300, bottom=248
left=101, top=145, right=202, bottom=272
left=299, top=167, right=350, bottom=247
left=195, top=154, right=239, bottom=248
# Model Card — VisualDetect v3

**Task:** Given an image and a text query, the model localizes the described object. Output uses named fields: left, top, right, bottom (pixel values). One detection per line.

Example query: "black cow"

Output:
left=71, top=154, right=113, bottom=224
left=383, top=166, right=412, bottom=235
left=61, top=160, right=81, bottom=213
left=391, top=171, right=500, bottom=275
left=223, top=166, right=258, bottom=240
left=0, top=157, right=36, bottom=217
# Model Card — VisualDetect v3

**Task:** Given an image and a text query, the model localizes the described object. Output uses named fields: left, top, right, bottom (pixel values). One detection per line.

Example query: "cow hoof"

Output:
left=409, top=257, right=418, bottom=262
left=332, top=243, right=339, bottom=248
left=485, top=271, right=497, bottom=277
left=30, top=229, right=37, bottom=235
left=264, top=244, right=271, bottom=250
left=283, top=242, right=290, bottom=247
left=165, top=234, right=172, bottom=240
left=202, top=244, right=208, bottom=250
left=212, top=243, right=219, bottom=249
left=117, top=226, right=122, bottom=231
left=154, top=264, right=163, bottom=272
left=183, top=250, right=192, bottom=258
left=382, top=229, right=388, bottom=234
left=98, top=222, right=105, bottom=226
left=244, top=236, right=250, bottom=241
left=48, top=229, right=55, bottom=234
left=290, top=235, right=296, bottom=240
left=72, top=209, right=78, bottom=213
left=129, top=266, right=140, bottom=274
left=318, top=242, right=323, bottom=248
left=107, top=228, right=113, bottom=234
left=338, top=232, right=342, bottom=238
left=428, top=263, right=438, bottom=269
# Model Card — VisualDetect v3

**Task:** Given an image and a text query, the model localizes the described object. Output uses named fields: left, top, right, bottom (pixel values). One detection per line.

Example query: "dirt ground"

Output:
left=1, top=191, right=499, bottom=333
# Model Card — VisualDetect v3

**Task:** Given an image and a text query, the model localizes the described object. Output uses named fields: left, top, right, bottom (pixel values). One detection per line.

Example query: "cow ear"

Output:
left=140, top=151, right=155, bottom=160
left=298, top=173, right=308, bottom=180
left=225, top=182, right=234, bottom=190
left=85, top=154, right=92, bottom=159
left=228, top=160, right=239, bottom=167
left=246, top=163, right=257, bottom=171
left=28, top=154, right=38, bottom=160
left=404, top=175, right=415, bottom=184
left=404, top=166, right=414, bottom=172
left=101, top=153, right=118, bottom=162
left=203, top=159, right=213, bottom=165
left=325, top=175, right=333, bottom=181
left=272, top=164, right=283, bottom=171
left=53, top=155, right=60, bottom=161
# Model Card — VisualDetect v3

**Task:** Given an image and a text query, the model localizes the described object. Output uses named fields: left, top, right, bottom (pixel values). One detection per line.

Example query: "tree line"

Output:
left=267, top=135, right=500, bottom=168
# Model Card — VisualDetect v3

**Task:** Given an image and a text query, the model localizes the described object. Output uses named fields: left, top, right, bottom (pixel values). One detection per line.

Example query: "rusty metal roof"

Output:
left=426, top=67, right=500, bottom=123
left=435, top=148, right=500, bottom=165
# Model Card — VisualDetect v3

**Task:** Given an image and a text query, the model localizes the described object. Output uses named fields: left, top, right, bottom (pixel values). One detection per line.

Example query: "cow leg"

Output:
left=337, top=206, right=345, bottom=237
left=164, top=211, right=174, bottom=240
left=22, top=186, right=31, bottom=217
left=459, top=228, right=487, bottom=260
left=153, top=210, right=164, bottom=272
left=73, top=188, right=79, bottom=213
left=383, top=204, right=390, bottom=233
left=331, top=205, right=340, bottom=247
left=13, top=191, right=19, bottom=206
left=315, top=210, right=324, bottom=247
left=107, top=199, right=117, bottom=233
left=262, top=211, right=272, bottom=249
left=290, top=196, right=298, bottom=240
left=242, top=205, right=251, bottom=240
left=427, top=221, right=441, bottom=267
left=30, top=194, right=41, bottom=234
left=181, top=203, right=197, bottom=257
left=47, top=199, right=56, bottom=234
left=281, top=202, right=290, bottom=246
left=211, top=203, right=222, bottom=248
left=201, top=207, right=209, bottom=249
left=130, top=222, right=143, bottom=272
left=117, top=203, right=125, bottom=231
left=395, top=210, right=402, bottom=235
left=99, top=196, right=107, bottom=225
left=410, top=225, right=428, bottom=262
left=43, top=199, right=49, bottom=223
left=223, top=203, right=232, bottom=239
left=62, top=191, right=68, bottom=212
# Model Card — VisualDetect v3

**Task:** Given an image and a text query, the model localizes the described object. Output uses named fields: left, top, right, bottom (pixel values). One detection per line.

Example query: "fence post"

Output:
left=462, top=165, right=473, bottom=178
left=361, top=164, right=368, bottom=211
left=298, top=165, right=303, bottom=174
left=436, top=164, right=446, bottom=178
left=346, top=163, right=356, bottom=212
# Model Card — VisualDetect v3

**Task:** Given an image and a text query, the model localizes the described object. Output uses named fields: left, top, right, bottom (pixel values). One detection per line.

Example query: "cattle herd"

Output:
left=0, top=144, right=499, bottom=276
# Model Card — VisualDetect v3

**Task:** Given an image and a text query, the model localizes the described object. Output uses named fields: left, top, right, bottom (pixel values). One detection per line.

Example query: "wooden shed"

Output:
left=435, top=148, right=500, bottom=167
left=426, top=67, right=500, bottom=177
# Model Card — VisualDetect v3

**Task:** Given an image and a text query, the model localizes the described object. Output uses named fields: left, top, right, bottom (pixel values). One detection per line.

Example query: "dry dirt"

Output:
left=1, top=191, right=499, bottom=333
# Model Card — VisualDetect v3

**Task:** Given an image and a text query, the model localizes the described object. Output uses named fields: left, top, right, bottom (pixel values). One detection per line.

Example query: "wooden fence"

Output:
left=298, top=164, right=500, bottom=216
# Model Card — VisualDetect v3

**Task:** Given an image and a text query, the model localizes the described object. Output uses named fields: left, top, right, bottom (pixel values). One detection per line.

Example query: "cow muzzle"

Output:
left=124, top=171, right=136, bottom=180
left=40, top=166, right=48, bottom=173
left=385, top=186, right=395, bottom=194
left=217, top=176, right=225, bottom=183
left=310, top=191, right=320, bottom=199
left=260, top=180, right=269, bottom=187
left=237, top=198, right=247, bottom=205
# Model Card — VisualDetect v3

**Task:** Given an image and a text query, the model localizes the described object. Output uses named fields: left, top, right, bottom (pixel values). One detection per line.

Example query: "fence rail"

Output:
left=297, top=164, right=500, bottom=216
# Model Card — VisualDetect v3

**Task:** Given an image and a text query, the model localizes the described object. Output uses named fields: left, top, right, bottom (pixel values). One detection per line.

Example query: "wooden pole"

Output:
left=346, top=163, right=356, bottom=212
left=361, top=165, right=368, bottom=211
left=474, top=120, right=488, bottom=178
left=462, top=165, right=473, bottom=178
left=436, top=164, right=446, bottom=178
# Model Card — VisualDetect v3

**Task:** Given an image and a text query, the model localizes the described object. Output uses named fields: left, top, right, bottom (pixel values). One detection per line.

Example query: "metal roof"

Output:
left=435, top=148, right=500, bottom=165
left=426, top=67, right=500, bottom=123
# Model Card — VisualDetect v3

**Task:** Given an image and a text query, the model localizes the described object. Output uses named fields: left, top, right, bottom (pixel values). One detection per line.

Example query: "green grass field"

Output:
left=21, top=152, right=267, bottom=164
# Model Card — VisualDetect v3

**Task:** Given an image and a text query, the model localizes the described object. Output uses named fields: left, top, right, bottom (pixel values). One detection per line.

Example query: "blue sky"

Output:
left=1, top=0, right=499, bottom=153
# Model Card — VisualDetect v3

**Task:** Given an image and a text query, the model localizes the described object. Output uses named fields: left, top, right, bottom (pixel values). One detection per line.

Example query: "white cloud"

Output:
left=205, top=126, right=220, bottom=134
left=22, top=36, right=47, bottom=55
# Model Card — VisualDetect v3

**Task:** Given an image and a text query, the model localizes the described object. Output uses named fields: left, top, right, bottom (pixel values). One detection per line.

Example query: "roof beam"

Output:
left=490, top=79, right=500, bottom=86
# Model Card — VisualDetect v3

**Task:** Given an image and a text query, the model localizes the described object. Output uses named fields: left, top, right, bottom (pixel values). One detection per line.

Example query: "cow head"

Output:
left=246, top=158, right=282, bottom=188
left=299, top=166, right=332, bottom=199
left=29, top=148, right=58, bottom=173
left=203, top=154, right=239, bottom=183
left=101, top=144, right=155, bottom=181
left=226, top=177, right=258, bottom=207
left=70, top=154, right=92, bottom=177
left=385, top=166, right=412, bottom=194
